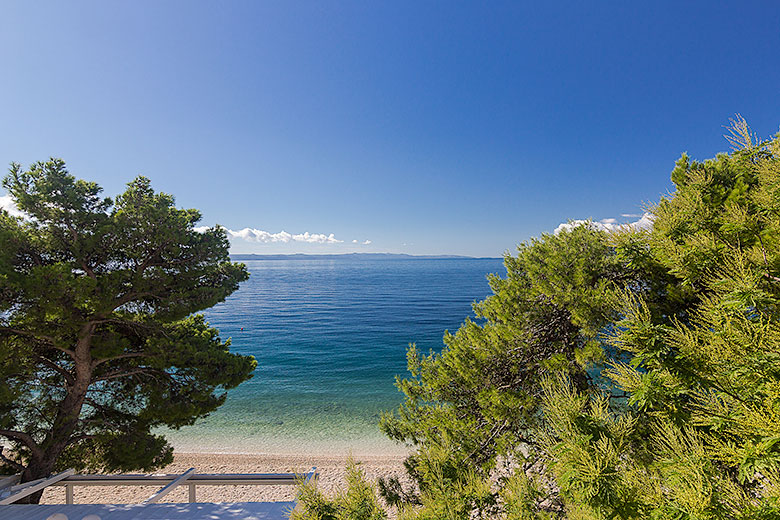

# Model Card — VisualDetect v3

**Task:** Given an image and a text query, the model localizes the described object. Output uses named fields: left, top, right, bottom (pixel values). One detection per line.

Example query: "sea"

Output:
left=162, top=257, right=505, bottom=455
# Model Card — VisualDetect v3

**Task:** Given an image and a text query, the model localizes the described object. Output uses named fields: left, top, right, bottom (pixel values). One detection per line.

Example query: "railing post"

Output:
left=142, top=468, right=196, bottom=504
left=189, top=483, right=196, bottom=503
left=66, top=483, right=73, bottom=504
left=0, top=469, right=75, bottom=505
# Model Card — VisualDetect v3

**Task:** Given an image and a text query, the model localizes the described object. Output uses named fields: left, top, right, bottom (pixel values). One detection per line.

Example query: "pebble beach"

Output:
left=41, top=451, right=410, bottom=505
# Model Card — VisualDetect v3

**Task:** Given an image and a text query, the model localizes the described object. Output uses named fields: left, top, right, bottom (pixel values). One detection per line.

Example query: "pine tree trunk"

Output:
left=14, top=401, right=82, bottom=503
left=15, top=340, right=92, bottom=504
left=16, top=456, right=57, bottom=504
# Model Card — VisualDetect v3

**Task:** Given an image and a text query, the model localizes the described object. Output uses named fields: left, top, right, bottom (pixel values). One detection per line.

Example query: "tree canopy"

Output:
left=0, top=159, right=255, bottom=500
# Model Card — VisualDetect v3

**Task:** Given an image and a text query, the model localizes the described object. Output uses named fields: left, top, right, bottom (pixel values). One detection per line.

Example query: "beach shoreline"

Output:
left=159, top=430, right=410, bottom=458
left=40, top=450, right=411, bottom=506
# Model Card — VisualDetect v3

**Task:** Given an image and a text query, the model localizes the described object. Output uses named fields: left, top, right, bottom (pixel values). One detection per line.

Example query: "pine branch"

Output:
left=0, top=429, right=42, bottom=457
left=0, top=327, right=76, bottom=360
left=92, top=352, right=149, bottom=368
left=36, top=355, right=75, bottom=386
left=93, top=368, right=151, bottom=382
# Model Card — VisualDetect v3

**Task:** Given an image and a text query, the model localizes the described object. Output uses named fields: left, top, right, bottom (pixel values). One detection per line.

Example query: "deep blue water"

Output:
left=163, top=257, right=504, bottom=455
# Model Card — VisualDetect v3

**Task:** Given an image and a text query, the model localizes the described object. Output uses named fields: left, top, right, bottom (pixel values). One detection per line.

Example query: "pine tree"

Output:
left=0, top=160, right=255, bottom=501
left=542, top=118, right=780, bottom=519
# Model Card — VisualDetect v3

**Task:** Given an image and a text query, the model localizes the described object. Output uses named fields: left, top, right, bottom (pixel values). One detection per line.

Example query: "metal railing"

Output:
left=0, top=467, right=318, bottom=505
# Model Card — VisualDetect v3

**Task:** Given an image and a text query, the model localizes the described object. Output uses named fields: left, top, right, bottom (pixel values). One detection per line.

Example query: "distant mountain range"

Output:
left=229, top=253, right=501, bottom=261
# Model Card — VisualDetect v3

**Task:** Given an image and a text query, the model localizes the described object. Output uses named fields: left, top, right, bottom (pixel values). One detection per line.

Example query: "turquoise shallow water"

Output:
left=162, top=257, right=504, bottom=455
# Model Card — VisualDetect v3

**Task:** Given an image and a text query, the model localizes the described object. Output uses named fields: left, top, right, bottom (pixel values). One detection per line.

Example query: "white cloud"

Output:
left=554, top=213, right=654, bottom=235
left=0, top=195, right=24, bottom=218
left=220, top=227, right=343, bottom=244
left=194, top=225, right=375, bottom=246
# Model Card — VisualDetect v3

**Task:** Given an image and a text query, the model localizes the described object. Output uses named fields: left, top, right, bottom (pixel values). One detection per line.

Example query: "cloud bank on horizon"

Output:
left=194, top=226, right=352, bottom=244
left=554, top=213, right=654, bottom=234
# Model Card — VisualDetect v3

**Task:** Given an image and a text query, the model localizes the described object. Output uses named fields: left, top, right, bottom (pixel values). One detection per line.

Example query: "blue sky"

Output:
left=1, top=1, right=779, bottom=257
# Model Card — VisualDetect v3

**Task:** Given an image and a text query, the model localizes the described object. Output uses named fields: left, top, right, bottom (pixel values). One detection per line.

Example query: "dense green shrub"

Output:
left=291, top=458, right=387, bottom=520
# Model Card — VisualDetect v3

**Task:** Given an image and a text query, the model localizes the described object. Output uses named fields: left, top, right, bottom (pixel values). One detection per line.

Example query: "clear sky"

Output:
left=1, top=1, right=779, bottom=257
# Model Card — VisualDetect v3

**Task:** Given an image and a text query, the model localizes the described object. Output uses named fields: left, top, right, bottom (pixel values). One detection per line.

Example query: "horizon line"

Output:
left=228, top=252, right=503, bottom=260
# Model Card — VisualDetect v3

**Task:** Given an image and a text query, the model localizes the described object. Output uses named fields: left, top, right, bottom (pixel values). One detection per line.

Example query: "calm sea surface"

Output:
left=163, top=257, right=504, bottom=455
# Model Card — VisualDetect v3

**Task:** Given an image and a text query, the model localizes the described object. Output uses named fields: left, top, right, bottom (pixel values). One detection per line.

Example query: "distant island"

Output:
left=230, top=253, right=501, bottom=261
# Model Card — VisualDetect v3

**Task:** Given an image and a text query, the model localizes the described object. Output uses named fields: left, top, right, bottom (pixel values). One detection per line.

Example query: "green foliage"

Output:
left=291, top=457, right=387, bottom=520
left=366, top=118, right=780, bottom=519
left=395, top=444, right=497, bottom=520
left=380, top=225, right=631, bottom=481
left=540, top=376, right=646, bottom=520
left=540, top=118, right=780, bottom=519
left=500, top=469, right=554, bottom=520
left=0, top=159, right=255, bottom=491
